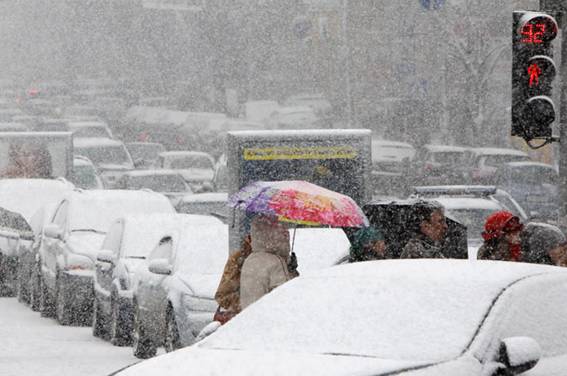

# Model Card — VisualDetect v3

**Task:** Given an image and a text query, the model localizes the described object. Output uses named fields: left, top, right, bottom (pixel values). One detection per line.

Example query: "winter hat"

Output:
left=352, top=226, right=385, bottom=250
left=522, top=222, right=566, bottom=264
left=482, top=211, right=523, bottom=241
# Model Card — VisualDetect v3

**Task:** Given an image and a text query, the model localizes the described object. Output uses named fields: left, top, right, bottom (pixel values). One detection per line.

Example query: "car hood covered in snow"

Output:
left=115, top=347, right=433, bottom=376
left=177, top=273, right=221, bottom=299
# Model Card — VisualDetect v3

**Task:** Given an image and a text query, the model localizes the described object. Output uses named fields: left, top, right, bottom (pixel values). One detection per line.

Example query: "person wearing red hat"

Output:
left=477, top=211, right=524, bottom=261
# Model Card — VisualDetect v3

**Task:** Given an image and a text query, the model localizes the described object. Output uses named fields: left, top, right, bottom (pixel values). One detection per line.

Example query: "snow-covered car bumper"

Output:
left=178, top=295, right=217, bottom=346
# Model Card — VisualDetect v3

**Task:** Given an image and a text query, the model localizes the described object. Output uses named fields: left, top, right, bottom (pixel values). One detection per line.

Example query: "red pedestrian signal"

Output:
left=512, top=11, right=558, bottom=143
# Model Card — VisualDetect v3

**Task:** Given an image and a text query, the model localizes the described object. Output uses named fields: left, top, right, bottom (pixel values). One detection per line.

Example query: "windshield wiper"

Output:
left=126, top=256, right=146, bottom=260
left=71, top=229, right=105, bottom=234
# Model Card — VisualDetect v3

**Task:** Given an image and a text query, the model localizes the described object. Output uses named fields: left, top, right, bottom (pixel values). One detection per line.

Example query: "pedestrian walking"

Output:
left=477, top=211, right=524, bottom=261
left=214, top=234, right=253, bottom=324
left=521, top=222, right=567, bottom=266
left=240, top=215, right=297, bottom=310
left=349, top=226, right=386, bottom=262
left=401, top=201, right=448, bottom=259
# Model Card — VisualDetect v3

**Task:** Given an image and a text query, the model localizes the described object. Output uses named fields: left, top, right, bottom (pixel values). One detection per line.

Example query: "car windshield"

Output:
left=72, top=126, right=109, bottom=138
left=169, top=156, right=213, bottom=169
left=125, top=174, right=187, bottom=192
left=127, top=144, right=165, bottom=161
left=177, top=201, right=227, bottom=217
left=202, top=265, right=504, bottom=362
left=446, top=208, right=496, bottom=240
left=433, top=151, right=465, bottom=164
left=75, top=145, right=132, bottom=166
left=484, top=155, right=528, bottom=167
left=71, top=164, right=99, bottom=189
left=505, top=166, right=558, bottom=185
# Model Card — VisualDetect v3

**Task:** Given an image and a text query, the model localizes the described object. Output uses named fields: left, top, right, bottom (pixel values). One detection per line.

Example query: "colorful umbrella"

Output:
left=229, top=180, right=369, bottom=228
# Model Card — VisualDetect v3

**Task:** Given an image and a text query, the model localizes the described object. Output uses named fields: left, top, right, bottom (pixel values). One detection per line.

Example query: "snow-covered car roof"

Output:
left=0, top=178, right=74, bottom=220
left=159, top=151, right=213, bottom=159
left=503, top=161, right=556, bottom=170
left=66, top=121, right=108, bottom=128
left=65, top=189, right=174, bottom=232
left=117, top=213, right=221, bottom=258
left=179, top=192, right=228, bottom=203
left=271, top=106, right=314, bottom=115
left=117, top=260, right=566, bottom=376
left=434, top=197, right=503, bottom=211
left=121, top=169, right=184, bottom=178
left=73, top=137, right=124, bottom=148
left=423, top=144, right=468, bottom=153
left=468, top=147, right=528, bottom=156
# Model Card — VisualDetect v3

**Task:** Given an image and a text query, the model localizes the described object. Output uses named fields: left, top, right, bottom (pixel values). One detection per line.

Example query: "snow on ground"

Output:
left=0, top=298, right=138, bottom=376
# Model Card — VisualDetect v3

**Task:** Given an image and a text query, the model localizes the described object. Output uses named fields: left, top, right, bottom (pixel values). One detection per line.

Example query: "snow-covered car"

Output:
left=27, top=202, right=58, bottom=311
left=115, top=260, right=567, bottom=376
left=265, top=106, right=319, bottom=129
left=0, top=178, right=74, bottom=299
left=131, top=224, right=351, bottom=359
left=462, top=147, right=530, bottom=184
left=115, top=170, right=192, bottom=207
left=73, top=137, right=135, bottom=188
left=71, top=155, right=104, bottom=190
left=494, top=161, right=559, bottom=221
left=175, top=192, right=228, bottom=219
left=158, top=151, right=215, bottom=191
left=132, top=216, right=228, bottom=358
left=410, top=144, right=468, bottom=186
left=413, top=186, right=529, bottom=258
left=92, top=213, right=199, bottom=346
left=371, top=138, right=415, bottom=195
left=125, top=142, right=166, bottom=169
left=39, top=190, right=174, bottom=325
left=66, top=120, right=113, bottom=139
left=283, top=93, right=332, bottom=116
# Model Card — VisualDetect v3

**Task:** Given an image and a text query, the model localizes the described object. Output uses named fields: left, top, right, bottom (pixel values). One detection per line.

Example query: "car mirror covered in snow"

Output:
left=148, top=258, right=172, bottom=276
left=498, top=336, right=541, bottom=374
left=43, top=223, right=63, bottom=240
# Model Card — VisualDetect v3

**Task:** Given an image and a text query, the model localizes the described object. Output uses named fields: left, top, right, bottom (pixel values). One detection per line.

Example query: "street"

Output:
left=0, top=297, right=138, bottom=376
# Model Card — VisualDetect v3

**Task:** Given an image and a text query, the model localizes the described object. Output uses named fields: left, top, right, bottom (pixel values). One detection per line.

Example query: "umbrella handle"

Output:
left=291, top=226, right=296, bottom=252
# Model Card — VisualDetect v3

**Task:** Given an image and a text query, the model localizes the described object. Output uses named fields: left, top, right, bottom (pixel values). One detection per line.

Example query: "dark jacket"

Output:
left=477, top=239, right=521, bottom=261
left=400, top=233, right=445, bottom=259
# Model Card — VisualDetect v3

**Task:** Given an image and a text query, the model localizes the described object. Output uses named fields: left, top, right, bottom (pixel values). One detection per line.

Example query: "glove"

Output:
left=287, top=252, right=299, bottom=277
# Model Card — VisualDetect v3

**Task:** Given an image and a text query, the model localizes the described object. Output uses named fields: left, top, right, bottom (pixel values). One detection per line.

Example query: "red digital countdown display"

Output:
left=519, top=14, right=558, bottom=44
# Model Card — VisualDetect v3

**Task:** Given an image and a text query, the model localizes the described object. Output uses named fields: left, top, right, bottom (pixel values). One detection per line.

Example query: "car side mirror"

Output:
left=97, top=250, right=115, bottom=264
left=44, top=224, right=64, bottom=240
left=498, top=337, right=541, bottom=375
left=148, top=258, right=172, bottom=275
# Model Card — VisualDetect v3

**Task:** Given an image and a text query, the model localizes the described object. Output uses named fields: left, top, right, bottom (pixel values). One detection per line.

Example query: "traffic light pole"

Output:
left=541, top=1, right=567, bottom=220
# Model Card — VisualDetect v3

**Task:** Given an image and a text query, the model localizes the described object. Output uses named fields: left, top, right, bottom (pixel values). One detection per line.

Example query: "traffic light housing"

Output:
left=512, top=11, right=558, bottom=141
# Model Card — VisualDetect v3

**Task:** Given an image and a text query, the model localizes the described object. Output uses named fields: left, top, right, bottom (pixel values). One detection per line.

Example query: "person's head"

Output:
left=353, top=226, right=386, bottom=256
left=522, top=222, right=566, bottom=265
left=482, top=211, right=524, bottom=245
left=250, top=214, right=290, bottom=257
left=414, top=201, right=447, bottom=242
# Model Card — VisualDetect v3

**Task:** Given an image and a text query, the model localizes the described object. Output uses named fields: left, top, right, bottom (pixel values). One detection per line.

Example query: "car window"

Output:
left=102, top=221, right=123, bottom=255
left=52, top=200, right=68, bottom=229
left=445, top=208, right=497, bottom=240
left=432, top=151, right=464, bottom=164
left=126, top=175, right=188, bottom=192
left=498, top=275, right=567, bottom=356
left=170, top=156, right=213, bottom=169
left=74, top=145, right=132, bottom=166
left=149, top=236, right=174, bottom=261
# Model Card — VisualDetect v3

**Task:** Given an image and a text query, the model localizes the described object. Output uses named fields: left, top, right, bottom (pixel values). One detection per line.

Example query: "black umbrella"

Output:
left=0, top=207, right=34, bottom=241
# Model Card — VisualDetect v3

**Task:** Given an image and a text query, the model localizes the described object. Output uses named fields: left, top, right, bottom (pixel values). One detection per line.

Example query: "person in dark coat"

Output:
left=477, top=211, right=524, bottom=261
left=349, top=226, right=386, bottom=262
left=400, top=201, right=448, bottom=259
left=521, top=222, right=567, bottom=266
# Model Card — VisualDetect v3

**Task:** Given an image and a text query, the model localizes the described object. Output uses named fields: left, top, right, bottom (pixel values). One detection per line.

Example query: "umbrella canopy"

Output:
left=229, top=180, right=368, bottom=228
left=0, top=207, right=34, bottom=240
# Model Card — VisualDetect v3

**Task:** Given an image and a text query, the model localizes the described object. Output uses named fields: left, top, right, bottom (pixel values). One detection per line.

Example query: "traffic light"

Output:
left=512, top=11, right=558, bottom=142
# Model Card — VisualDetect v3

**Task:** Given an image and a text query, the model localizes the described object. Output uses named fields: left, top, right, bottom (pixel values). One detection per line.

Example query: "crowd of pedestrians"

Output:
left=212, top=202, right=567, bottom=326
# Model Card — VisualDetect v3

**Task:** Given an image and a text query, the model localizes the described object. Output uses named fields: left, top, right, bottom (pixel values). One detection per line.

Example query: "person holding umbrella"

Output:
left=240, top=215, right=297, bottom=310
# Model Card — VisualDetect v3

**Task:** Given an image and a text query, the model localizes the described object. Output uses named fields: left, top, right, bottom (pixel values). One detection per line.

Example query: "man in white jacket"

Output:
left=240, top=215, right=295, bottom=309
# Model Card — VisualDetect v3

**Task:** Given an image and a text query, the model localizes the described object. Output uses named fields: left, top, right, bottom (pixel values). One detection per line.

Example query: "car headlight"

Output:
left=65, top=253, right=94, bottom=271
